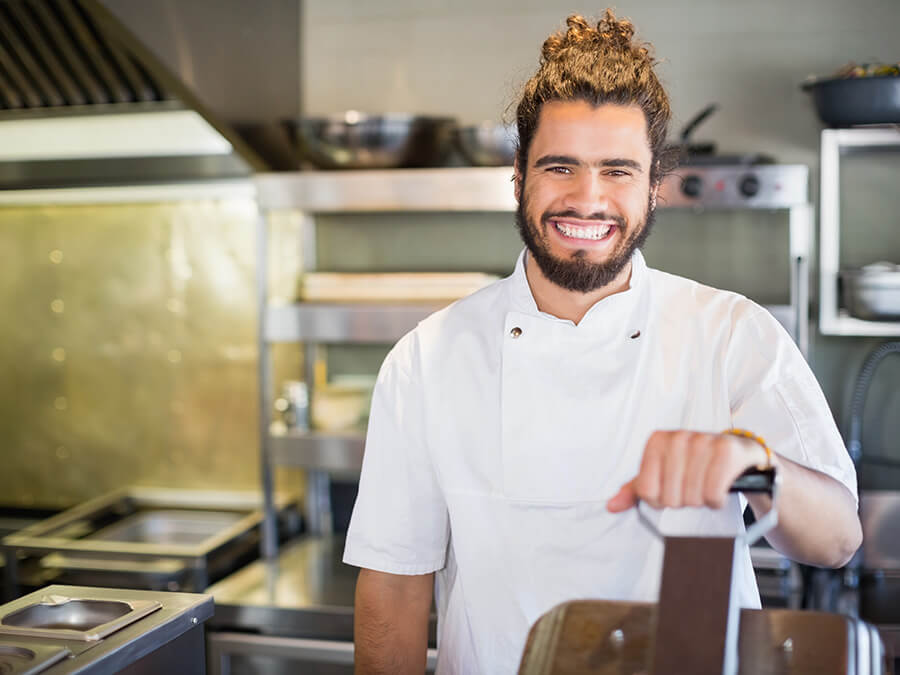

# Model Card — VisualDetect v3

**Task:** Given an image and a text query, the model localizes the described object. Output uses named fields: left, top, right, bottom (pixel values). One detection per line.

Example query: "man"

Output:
left=344, top=10, right=861, bottom=674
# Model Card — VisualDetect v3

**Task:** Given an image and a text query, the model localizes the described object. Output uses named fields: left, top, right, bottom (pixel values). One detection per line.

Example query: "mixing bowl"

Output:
left=291, top=112, right=457, bottom=169
left=455, top=122, right=518, bottom=166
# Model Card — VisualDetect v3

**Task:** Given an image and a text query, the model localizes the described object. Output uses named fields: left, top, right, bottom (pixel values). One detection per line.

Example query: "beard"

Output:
left=515, top=188, right=656, bottom=294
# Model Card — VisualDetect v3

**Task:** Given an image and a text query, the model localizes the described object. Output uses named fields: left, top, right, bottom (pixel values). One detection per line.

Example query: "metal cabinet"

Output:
left=819, top=127, right=900, bottom=336
left=208, top=632, right=437, bottom=674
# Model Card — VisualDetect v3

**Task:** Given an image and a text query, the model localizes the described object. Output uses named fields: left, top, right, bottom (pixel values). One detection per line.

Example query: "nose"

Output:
left=562, top=170, right=611, bottom=216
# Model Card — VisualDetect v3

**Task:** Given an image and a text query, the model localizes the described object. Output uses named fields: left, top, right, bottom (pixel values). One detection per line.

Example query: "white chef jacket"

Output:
left=343, top=249, right=857, bottom=675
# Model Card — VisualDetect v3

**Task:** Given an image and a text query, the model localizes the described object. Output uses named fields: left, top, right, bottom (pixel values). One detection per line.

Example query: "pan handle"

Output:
left=679, top=103, right=719, bottom=143
left=730, top=465, right=777, bottom=495
left=637, top=466, right=779, bottom=546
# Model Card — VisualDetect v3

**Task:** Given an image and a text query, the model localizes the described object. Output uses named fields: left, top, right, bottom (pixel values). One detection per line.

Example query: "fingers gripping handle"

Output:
left=637, top=466, right=779, bottom=545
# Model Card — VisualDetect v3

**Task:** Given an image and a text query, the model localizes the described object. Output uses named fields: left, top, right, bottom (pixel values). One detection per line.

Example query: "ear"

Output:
left=513, top=158, right=524, bottom=204
left=649, top=159, right=662, bottom=210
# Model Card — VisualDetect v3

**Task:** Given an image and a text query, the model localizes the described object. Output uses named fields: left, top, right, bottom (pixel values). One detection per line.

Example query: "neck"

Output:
left=523, top=252, right=634, bottom=325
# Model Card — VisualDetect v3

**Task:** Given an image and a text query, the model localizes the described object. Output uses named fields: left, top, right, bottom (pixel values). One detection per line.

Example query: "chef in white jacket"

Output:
left=344, top=10, right=861, bottom=675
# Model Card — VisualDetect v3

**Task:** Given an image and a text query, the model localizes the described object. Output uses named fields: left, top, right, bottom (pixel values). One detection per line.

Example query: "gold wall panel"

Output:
left=0, top=199, right=304, bottom=508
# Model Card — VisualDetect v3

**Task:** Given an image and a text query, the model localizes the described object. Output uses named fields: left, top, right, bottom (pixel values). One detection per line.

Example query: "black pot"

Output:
left=802, top=75, right=900, bottom=127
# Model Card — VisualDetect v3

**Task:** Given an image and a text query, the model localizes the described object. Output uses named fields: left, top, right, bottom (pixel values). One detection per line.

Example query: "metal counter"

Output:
left=205, top=535, right=437, bottom=674
left=0, top=585, right=213, bottom=674
left=205, top=535, right=357, bottom=641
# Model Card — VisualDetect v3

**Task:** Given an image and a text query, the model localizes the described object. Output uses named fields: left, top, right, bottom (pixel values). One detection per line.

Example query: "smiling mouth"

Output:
left=551, top=220, right=617, bottom=241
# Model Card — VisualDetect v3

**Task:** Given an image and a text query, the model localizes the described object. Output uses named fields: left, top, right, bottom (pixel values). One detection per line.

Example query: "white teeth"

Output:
left=554, top=221, right=612, bottom=240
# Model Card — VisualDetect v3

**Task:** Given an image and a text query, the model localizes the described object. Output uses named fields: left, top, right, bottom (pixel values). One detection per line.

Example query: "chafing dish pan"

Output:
left=2, top=488, right=299, bottom=597
left=0, top=594, right=161, bottom=641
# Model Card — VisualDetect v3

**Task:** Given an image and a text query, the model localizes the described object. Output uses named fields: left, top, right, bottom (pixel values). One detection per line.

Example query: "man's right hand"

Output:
left=354, top=568, right=434, bottom=674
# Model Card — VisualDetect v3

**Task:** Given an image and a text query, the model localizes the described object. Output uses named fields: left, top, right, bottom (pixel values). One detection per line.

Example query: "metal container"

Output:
left=291, top=112, right=457, bottom=169
left=2, top=488, right=299, bottom=598
left=0, top=594, right=161, bottom=642
left=842, top=263, right=900, bottom=320
left=455, top=122, right=517, bottom=166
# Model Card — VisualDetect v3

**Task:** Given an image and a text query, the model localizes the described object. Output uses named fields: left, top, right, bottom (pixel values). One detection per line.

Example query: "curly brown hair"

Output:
left=515, top=10, right=675, bottom=186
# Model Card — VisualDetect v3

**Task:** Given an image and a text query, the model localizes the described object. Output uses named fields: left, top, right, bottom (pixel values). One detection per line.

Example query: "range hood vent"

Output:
left=0, top=0, right=168, bottom=109
left=0, top=0, right=284, bottom=188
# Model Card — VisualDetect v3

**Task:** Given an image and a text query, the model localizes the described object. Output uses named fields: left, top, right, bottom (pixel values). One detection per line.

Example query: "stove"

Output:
left=657, top=164, right=808, bottom=209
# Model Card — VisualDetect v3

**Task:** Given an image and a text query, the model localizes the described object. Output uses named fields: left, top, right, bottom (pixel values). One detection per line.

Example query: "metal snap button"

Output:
left=510, top=326, right=523, bottom=338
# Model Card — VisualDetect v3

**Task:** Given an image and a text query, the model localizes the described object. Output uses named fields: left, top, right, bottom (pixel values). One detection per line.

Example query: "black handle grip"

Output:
left=729, top=466, right=777, bottom=495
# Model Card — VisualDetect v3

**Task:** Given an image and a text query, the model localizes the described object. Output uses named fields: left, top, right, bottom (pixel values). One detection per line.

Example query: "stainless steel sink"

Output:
left=0, top=594, right=161, bottom=641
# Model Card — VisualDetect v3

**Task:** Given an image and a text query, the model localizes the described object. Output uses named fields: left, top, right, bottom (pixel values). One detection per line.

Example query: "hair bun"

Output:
left=541, top=10, right=645, bottom=64
left=597, top=9, right=635, bottom=48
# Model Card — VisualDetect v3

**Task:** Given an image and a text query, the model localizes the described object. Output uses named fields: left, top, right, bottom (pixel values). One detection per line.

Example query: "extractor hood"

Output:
left=0, top=0, right=301, bottom=188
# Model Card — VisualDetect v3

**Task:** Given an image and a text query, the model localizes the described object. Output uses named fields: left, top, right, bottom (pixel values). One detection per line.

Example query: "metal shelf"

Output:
left=819, top=127, right=900, bottom=336
left=266, top=302, right=445, bottom=343
left=255, top=167, right=516, bottom=212
left=269, top=430, right=365, bottom=473
left=823, top=127, right=900, bottom=152
left=266, top=303, right=799, bottom=344
left=255, top=165, right=810, bottom=212
left=820, top=312, right=900, bottom=337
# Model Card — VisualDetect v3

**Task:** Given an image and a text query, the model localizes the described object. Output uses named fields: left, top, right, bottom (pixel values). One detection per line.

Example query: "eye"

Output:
left=547, top=166, right=573, bottom=175
left=605, top=169, right=631, bottom=177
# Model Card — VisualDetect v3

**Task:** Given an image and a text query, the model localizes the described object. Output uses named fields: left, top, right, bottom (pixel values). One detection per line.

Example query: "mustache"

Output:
left=542, top=209, right=626, bottom=228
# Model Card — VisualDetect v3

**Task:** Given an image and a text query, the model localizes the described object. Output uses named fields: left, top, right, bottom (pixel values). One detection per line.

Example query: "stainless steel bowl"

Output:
left=842, top=262, right=900, bottom=320
left=292, top=112, right=457, bottom=169
left=455, top=122, right=518, bottom=166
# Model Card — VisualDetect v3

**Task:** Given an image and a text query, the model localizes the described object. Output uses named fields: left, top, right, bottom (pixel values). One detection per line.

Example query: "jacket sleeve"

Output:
left=343, top=331, right=450, bottom=574
left=725, top=303, right=858, bottom=504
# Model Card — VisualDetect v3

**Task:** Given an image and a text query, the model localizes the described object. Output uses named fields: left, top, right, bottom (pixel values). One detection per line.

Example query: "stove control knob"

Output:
left=681, top=175, right=702, bottom=198
left=739, top=174, right=760, bottom=198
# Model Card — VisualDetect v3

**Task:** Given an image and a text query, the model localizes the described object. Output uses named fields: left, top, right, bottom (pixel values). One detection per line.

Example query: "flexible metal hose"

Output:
left=847, top=341, right=900, bottom=464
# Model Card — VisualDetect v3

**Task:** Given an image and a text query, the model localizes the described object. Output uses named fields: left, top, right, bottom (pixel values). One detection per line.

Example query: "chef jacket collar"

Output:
left=507, top=247, right=647, bottom=330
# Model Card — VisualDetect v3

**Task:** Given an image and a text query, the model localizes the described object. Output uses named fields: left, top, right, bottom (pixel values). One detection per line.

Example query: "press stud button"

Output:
left=510, top=326, right=523, bottom=338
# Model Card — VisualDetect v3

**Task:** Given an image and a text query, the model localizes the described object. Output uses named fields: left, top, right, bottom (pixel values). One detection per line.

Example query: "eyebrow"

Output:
left=533, top=154, right=644, bottom=172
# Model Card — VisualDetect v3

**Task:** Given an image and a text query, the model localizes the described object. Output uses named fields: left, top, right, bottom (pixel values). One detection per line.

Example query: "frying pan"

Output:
left=802, top=75, right=900, bottom=127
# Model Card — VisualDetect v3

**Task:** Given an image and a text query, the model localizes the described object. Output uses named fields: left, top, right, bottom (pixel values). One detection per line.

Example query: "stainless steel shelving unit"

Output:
left=255, top=168, right=520, bottom=554
left=255, top=165, right=813, bottom=556
left=819, top=127, right=900, bottom=336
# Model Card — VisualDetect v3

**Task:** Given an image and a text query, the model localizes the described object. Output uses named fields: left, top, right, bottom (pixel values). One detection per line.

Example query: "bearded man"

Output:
left=343, top=10, right=861, bottom=675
